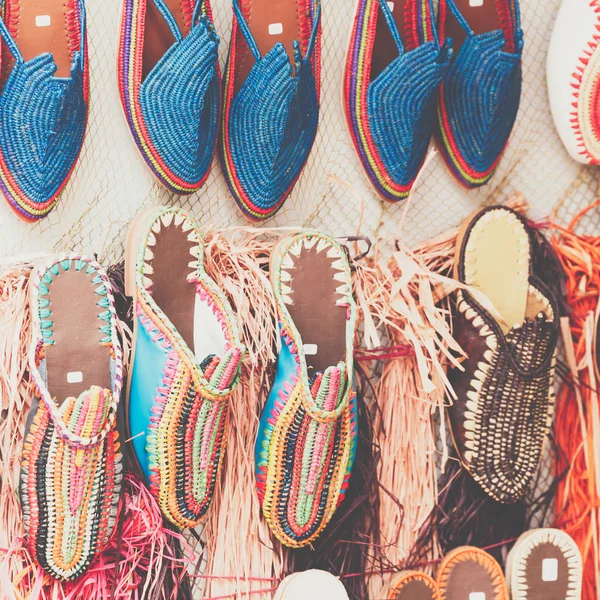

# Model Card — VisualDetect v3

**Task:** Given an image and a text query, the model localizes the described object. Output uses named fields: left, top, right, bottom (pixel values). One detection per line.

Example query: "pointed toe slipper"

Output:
left=388, top=571, right=440, bottom=600
left=436, top=0, right=523, bottom=188
left=448, top=205, right=560, bottom=503
left=506, top=529, right=583, bottom=600
left=344, top=0, right=450, bottom=202
left=118, top=0, right=220, bottom=192
left=437, top=547, right=509, bottom=600
left=21, top=255, right=123, bottom=581
left=255, top=231, right=358, bottom=547
left=125, top=207, right=244, bottom=529
left=547, top=0, right=600, bottom=165
left=220, top=0, right=321, bottom=221
left=0, top=0, right=87, bottom=221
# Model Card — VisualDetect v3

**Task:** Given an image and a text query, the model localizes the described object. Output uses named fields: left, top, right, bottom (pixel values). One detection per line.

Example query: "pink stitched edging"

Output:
left=570, top=0, right=600, bottom=164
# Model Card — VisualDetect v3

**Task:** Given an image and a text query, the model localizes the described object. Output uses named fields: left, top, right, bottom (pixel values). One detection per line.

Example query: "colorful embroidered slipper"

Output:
left=437, top=547, right=509, bottom=600
left=388, top=571, right=440, bottom=600
left=20, top=255, right=123, bottom=581
left=220, top=0, right=321, bottom=221
left=125, top=207, right=244, bottom=529
left=344, top=0, right=450, bottom=202
left=118, top=0, right=220, bottom=193
left=255, top=231, right=358, bottom=547
left=436, top=0, right=523, bottom=188
left=274, top=570, right=349, bottom=599
left=448, top=205, right=559, bottom=503
left=505, top=529, right=583, bottom=600
left=547, top=0, right=600, bottom=165
left=0, top=0, right=87, bottom=221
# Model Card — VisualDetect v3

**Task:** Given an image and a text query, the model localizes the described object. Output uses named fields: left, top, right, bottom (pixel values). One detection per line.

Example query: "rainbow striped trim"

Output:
left=344, top=0, right=440, bottom=202
left=118, top=0, right=220, bottom=193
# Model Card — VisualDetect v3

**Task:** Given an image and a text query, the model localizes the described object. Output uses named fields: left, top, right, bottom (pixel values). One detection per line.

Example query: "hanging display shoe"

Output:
left=274, top=570, right=350, bottom=600
left=220, top=0, right=321, bottom=221
left=125, top=207, right=244, bottom=529
left=118, top=0, right=220, bottom=193
left=344, top=0, right=451, bottom=202
left=448, top=205, right=560, bottom=503
left=0, top=0, right=88, bottom=221
left=255, top=231, right=358, bottom=547
left=436, top=0, right=523, bottom=188
left=505, top=529, right=583, bottom=600
left=547, top=0, right=600, bottom=165
left=437, top=547, right=509, bottom=600
left=388, top=571, right=440, bottom=600
left=21, top=255, right=123, bottom=581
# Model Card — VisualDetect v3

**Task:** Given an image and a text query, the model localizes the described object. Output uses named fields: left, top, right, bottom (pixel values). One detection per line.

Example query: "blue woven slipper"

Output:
left=0, top=0, right=87, bottom=221
left=436, top=0, right=523, bottom=188
left=118, top=0, right=220, bottom=194
left=220, top=0, right=321, bottom=221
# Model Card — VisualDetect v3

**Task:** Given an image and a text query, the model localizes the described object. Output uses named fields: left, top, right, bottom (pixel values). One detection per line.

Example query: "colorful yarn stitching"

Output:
left=118, top=0, right=220, bottom=193
left=344, top=0, right=450, bottom=202
left=21, top=255, right=123, bottom=582
left=0, top=0, right=88, bottom=222
left=436, top=0, right=523, bottom=188
left=219, top=0, right=321, bottom=222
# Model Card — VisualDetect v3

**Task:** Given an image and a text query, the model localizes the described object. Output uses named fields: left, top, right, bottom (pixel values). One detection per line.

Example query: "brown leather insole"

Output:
left=446, top=0, right=502, bottom=57
left=10, top=0, right=74, bottom=77
left=443, top=559, right=497, bottom=600
left=523, top=543, right=570, bottom=600
left=147, top=222, right=197, bottom=353
left=371, top=0, right=407, bottom=81
left=235, top=0, right=305, bottom=92
left=392, top=580, right=437, bottom=600
left=45, top=269, right=111, bottom=403
left=142, top=0, right=189, bottom=80
left=287, top=244, right=348, bottom=375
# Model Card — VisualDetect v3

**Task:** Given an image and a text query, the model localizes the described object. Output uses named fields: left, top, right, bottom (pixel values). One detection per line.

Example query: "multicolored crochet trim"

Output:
left=0, top=0, right=88, bottom=221
left=118, top=0, right=220, bottom=193
left=129, top=208, right=245, bottom=528
left=344, top=0, right=449, bottom=202
left=21, top=256, right=123, bottom=581
left=436, top=0, right=523, bottom=188
left=219, top=0, right=321, bottom=221
left=255, top=232, right=358, bottom=547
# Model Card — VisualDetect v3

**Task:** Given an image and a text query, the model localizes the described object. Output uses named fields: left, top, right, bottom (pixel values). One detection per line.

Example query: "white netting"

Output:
left=0, top=0, right=598, bottom=262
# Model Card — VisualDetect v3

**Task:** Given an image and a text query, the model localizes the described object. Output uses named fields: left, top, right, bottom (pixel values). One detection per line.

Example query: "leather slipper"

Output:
left=388, top=571, right=440, bottom=599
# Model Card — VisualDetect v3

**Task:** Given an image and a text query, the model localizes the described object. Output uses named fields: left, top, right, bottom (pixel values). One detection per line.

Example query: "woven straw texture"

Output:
left=0, top=0, right=597, bottom=261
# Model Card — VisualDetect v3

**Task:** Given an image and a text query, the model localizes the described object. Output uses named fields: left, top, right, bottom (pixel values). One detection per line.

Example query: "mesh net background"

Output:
left=0, top=0, right=598, bottom=261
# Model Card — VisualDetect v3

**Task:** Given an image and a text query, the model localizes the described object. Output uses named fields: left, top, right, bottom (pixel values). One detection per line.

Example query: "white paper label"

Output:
left=542, top=558, right=559, bottom=582
left=470, top=0, right=484, bottom=6
left=67, top=371, right=83, bottom=384
left=304, top=344, right=318, bottom=356
left=387, top=2, right=395, bottom=11
left=36, top=15, right=51, bottom=27
left=469, top=594, right=486, bottom=600
left=269, top=23, right=283, bottom=35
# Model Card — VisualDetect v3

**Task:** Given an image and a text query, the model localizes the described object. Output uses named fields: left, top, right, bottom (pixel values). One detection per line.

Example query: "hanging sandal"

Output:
left=0, top=0, right=87, bottom=221
left=388, top=571, right=440, bottom=600
left=437, top=547, right=509, bottom=600
left=505, top=529, right=583, bottom=600
left=125, top=206, right=244, bottom=529
left=448, top=205, right=560, bottom=503
left=21, top=255, right=123, bottom=581
left=344, top=0, right=450, bottom=202
left=274, top=570, right=349, bottom=600
left=118, top=0, right=220, bottom=193
left=436, top=0, right=523, bottom=188
left=255, top=231, right=358, bottom=547
left=220, top=0, right=321, bottom=221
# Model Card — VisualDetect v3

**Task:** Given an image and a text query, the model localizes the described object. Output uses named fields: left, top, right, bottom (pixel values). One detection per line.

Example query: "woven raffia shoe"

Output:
left=344, top=0, right=450, bottom=202
left=255, top=231, right=358, bottom=547
left=436, top=0, right=523, bottom=188
left=118, top=0, right=220, bottom=193
left=448, top=206, right=560, bottom=503
left=220, top=0, right=321, bottom=221
left=125, top=207, right=244, bottom=529
left=0, top=0, right=87, bottom=221
left=275, top=570, right=350, bottom=600
left=437, top=547, right=509, bottom=600
left=388, top=572, right=440, bottom=600
left=21, top=255, right=123, bottom=581
left=505, top=529, right=583, bottom=600
left=547, top=0, right=600, bottom=165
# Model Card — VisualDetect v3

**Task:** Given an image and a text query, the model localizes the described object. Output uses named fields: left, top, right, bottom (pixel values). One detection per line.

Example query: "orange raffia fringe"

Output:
left=551, top=201, right=600, bottom=600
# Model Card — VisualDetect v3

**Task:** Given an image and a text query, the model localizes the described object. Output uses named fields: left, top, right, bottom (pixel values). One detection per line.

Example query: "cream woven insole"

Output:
left=463, top=209, right=530, bottom=332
